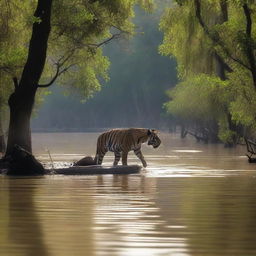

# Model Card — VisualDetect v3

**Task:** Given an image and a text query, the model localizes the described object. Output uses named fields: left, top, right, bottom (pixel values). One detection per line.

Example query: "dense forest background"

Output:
left=31, top=7, right=177, bottom=131
left=2, top=0, right=256, bottom=153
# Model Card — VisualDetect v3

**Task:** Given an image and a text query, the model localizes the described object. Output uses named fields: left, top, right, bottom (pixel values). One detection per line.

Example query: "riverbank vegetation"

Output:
left=160, top=0, right=256, bottom=145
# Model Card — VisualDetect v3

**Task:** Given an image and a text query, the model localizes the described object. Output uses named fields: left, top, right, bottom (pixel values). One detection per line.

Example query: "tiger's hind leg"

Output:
left=121, top=151, right=128, bottom=166
left=113, top=151, right=121, bottom=166
left=95, top=150, right=107, bottom=165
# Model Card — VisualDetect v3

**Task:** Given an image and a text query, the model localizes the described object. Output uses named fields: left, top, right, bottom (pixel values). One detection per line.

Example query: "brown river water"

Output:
left=1, top=132, right=256, bottom=256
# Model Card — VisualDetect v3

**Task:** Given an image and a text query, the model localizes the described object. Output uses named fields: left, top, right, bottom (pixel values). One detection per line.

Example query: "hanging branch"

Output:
left=242, top=4, right=256, bottom=88
left=194, top=0, right=250, bottom=71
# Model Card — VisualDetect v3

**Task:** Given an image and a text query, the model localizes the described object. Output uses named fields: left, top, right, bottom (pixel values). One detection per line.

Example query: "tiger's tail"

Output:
left=94, top=134, right=106, bottom=165
left=94, top=153, right=99, bottom=165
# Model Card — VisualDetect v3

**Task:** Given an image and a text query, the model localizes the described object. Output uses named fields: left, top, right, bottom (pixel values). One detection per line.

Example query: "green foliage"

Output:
left=41, top=0, right=154, bottom=97
left=218, top=120, right=238, bottom=145
left=159, top=1, right=216, bottom=78
left=227, top=70, right=256, bottom=129
left=165, top=74, right=228, bottom=122
left=161, top=0, right=256, bottom=143
left=45, top=47, right=111, bottom=99
left=0, top=0, right=154, bottom=97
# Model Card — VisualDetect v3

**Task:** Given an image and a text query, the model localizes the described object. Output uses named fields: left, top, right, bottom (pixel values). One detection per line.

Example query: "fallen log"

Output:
left=45, top=165, right=141, bottom=175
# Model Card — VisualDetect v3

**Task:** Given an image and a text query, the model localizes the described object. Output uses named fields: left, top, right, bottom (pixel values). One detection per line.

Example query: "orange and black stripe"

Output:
left=95, top=128, right=161, bottom=167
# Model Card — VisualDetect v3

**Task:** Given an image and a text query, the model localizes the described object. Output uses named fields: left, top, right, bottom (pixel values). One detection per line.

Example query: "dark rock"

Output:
left=7, top=144, right=45, bottom=176
left=74, top=156, right=96, bottom=166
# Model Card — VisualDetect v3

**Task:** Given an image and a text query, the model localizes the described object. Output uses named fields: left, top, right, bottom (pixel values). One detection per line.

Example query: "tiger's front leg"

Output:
left=121, top=151, right=128, bottom=166
left=134, top=148, right=147, bottom=167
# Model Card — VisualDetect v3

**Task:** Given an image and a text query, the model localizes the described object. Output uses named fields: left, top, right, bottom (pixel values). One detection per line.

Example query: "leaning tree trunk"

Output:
left=5, top=0, right=52, bottom=156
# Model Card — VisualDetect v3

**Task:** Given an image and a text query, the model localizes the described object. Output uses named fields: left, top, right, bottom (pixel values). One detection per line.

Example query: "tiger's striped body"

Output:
left=95, top=128, right=161, bottom=167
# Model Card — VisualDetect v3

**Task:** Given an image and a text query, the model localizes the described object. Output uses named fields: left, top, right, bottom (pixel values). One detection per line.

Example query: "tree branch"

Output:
left=91, top=33, right=123, bottom=48
left=12, top=77, right=18, bottom=90
left=0, top=65, right=21, bottom=75
left=37, top=64, right=60, bottom=88
left=243, top=4, right=254, bottom=66
left=75, top=31, right=127, bottom=49
left=242, top=3, right=256, bottom=88
left=215, top=52, right=233, bottom=73
left=0, top=66, right=11, bottom=73
left=39, top=29, right=126, bottom=88
left=37, top=62, right=75, bottom=88
left=220, top=0, right=228, bottom=23
left=243, top=4, right=252, bottom=37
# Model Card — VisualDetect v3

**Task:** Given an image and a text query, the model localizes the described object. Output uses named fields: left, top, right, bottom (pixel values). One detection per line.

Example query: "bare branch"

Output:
left=74, top=30, right=128, bottom=49
left=58, top=64, right=75, bottom=76
left=37, top=62, right=75, bottom=88
left=37, top=64, right=60, bottom=88
left=90, top=33, right=123, bottom=48
left=37, top=48, right=77, bottom=88
left=38, top=28, right=127, bottom=88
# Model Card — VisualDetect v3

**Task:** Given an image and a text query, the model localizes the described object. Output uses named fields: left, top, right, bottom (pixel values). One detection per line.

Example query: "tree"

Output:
left=164, top=74, right=229, bottom=142
left=160, top=0, right=256, bottom=144
left=1, top=0, right=153, bottom=158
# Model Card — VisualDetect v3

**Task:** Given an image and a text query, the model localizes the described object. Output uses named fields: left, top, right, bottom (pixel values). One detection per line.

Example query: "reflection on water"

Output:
left=1, top=133, right=256, bottom=256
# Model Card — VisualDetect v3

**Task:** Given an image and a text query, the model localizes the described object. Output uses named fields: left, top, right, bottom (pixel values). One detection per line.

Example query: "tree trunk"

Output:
left=242, top=4, right=256, bottom=89
left=0, top=112, right=6, bottom=155
left=5, top=0, right=52, bottom=157
left=6, top=88, right=36, bottom=154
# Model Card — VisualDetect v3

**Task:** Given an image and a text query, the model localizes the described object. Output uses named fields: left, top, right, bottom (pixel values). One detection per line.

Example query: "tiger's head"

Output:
left=147, top=129, right=161, bottom=148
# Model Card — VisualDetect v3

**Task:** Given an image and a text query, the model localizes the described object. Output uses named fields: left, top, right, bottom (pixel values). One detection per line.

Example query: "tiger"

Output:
left=95, top=128, right=161, bottom=167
